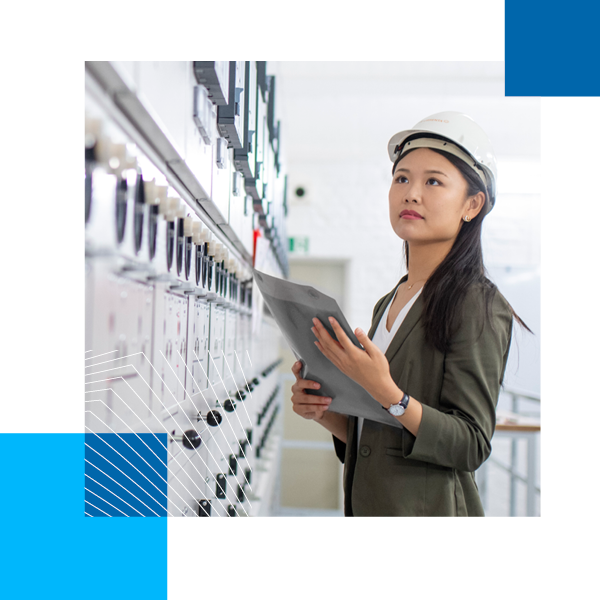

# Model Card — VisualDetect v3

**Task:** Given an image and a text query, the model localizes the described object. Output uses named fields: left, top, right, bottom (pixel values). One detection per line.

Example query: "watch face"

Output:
left=388, top=403, right=405, bottom=416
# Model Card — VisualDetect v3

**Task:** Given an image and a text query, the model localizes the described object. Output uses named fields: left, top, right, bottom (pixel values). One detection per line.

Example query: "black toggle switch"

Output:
left=237, top=440, right=248, bottom=458
left=227, top=504, right=237, bottom=517
left=228, top=454, right=238, bottom=476
left=237, top=484, right=245, bottom=503
left=197, top=410, right=222, bottom=427
left=198, top=499, right=211, bottom=517
left=172, top=429, right=202, bottom=450
left=216, top=474, right=227, bottom=499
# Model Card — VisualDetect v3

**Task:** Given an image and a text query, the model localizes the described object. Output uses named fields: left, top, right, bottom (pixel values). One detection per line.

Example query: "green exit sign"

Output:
left=288, top=236, right=309, bottom=254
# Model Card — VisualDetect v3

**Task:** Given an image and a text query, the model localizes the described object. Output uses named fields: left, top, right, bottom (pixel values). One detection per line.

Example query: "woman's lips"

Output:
left=400, top=210, right=423, bottom=219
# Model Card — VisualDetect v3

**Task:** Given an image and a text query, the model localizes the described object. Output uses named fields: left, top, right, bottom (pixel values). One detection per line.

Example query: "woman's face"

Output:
left=388, top=147, right=481, bottom=247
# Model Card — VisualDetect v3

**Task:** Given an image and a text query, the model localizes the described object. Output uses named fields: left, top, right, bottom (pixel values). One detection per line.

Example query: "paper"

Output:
left=252, top=268, right=404, bottom=429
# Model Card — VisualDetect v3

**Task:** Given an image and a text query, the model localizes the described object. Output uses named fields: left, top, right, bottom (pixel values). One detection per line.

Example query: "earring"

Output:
left=463, top=215, right=471, bottom=222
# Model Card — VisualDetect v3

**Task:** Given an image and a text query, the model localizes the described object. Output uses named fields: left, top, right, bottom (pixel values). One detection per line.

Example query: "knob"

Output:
left=223, top=399, right=236, bottom=413
left=234, top=390, right=246, bottom=401
left=171, top=429, right=202, bottom=450
left=197, top=410, right=222, bottom=427
left=252, top=377, right=259, bottom=386
left=227, top=504, right=237, bottom=517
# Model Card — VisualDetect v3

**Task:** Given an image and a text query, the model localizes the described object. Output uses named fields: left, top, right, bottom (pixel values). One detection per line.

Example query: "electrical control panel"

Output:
left=85, top=61, right=287, bottom=517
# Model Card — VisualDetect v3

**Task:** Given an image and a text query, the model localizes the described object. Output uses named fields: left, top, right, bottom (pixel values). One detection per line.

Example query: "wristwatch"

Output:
left=382, top=391, right=410, bottom=416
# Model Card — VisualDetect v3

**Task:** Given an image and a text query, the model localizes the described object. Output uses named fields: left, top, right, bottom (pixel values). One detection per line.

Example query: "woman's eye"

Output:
left=427, top=178, right=440, bottom=185
left=396, top=175, right=440, bottom=185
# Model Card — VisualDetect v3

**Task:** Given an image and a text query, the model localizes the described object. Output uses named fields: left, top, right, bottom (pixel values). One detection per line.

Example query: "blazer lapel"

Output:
left=367, top=274, right=425, bottom=364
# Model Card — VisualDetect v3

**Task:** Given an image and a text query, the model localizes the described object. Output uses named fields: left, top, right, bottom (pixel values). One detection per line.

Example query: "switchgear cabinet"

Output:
left=85, top=61, right=287, bottom=517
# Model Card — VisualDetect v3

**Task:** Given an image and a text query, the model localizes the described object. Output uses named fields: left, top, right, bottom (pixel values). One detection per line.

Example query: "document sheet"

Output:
left=252, top=269, right=404, bottom=429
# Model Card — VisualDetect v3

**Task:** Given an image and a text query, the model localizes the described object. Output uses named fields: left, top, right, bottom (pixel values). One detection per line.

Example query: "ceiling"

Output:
left=267, top=61, right=540, bottom=166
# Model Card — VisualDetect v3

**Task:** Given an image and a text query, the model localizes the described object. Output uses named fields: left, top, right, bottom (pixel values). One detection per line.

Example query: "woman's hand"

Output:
left=290, top=360, right=332, bottom=421
left=311, top=317, right=393, bottom=402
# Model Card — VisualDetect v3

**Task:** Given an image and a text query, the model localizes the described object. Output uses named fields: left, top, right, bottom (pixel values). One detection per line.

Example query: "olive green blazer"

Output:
left=332, top=275, right=513, bottom=517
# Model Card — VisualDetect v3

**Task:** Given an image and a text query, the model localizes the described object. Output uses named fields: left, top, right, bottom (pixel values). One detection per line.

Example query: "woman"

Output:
left=290, top=111, right=532, bottom=516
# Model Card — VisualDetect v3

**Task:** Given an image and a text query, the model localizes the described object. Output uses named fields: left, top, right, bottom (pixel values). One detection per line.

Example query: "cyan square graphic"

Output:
left=85, top=433, right=168, bottom=517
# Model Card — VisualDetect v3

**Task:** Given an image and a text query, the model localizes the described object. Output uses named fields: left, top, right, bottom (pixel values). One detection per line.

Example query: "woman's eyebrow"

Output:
left=394, top=168, right=448, bottom=177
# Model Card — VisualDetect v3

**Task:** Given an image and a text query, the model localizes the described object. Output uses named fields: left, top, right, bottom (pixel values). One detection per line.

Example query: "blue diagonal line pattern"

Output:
left=84, top=433, right=168, bottom=517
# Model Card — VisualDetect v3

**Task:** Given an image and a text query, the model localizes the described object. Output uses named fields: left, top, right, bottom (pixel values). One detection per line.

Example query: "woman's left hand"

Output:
left=311, top=317, right=393, bottom=401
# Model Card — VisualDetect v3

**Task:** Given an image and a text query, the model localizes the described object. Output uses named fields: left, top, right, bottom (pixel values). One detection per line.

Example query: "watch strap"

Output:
left=381, top=391, right=410, bottom=411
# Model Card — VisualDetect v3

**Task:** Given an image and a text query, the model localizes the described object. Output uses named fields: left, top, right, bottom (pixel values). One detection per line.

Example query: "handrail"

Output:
left=502, top=387, right=540, bottom=404
left=481, top=387, right=541, bottom=516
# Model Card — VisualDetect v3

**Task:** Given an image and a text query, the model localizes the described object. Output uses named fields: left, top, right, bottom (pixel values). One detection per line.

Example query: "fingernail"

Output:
left=328, top=316, right=334, bottom=323
left=313, top=382, right=320, bottom=388
left=356, top=327, right=364, bottom=335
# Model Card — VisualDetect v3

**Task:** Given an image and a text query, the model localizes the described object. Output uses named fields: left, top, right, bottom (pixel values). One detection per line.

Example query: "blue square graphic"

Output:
left=85, top=433, right=168, bottom=517
left=506, top=0, right=600, bottom=96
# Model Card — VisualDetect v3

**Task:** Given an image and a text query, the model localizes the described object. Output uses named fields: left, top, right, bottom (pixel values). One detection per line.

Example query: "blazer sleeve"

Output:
left=402, top=287, right=513, bottom=472
left=331, top=293, right=390, bottom=464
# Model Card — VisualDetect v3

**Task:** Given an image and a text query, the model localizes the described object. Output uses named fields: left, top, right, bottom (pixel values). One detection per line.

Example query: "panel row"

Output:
left=85, top=61, right=287, bottom=517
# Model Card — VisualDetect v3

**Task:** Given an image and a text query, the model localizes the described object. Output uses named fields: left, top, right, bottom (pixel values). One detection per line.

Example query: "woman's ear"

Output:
left=468, top=191, right=486, bottom=218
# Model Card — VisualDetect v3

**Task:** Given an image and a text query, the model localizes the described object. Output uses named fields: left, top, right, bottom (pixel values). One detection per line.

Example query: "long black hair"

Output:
left=393, top=145, right=533, bottom=354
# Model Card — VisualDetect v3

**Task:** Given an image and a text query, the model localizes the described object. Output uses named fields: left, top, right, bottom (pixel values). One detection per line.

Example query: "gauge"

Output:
left=148, top=204, right=158, bottom=260
left=195, top=243, right=202, bottom=286
left=85, top=148, right=93, bottom=224
left=184, top=218, right=193, bottom=281
left=115, top=176, right=127, bottom=244
left=166, top=219, right=175, bottom=271
left=134, top=171, right=145, bottom=254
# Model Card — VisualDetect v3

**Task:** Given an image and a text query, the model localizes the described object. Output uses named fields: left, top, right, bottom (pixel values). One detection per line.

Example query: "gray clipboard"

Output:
left=252, top=268, right=403, bottom=429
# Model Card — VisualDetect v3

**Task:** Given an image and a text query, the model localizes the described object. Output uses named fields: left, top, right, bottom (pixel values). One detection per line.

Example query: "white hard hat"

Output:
left=387, top=111, right=497, bottom=212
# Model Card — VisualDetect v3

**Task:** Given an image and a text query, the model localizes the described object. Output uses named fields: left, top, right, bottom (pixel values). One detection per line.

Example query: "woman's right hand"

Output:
left=290, top=360, right=332, bottom=421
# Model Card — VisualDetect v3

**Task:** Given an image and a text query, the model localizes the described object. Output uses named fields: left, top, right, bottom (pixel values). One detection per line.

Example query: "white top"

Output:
left=356, top=285, right=422, bottom=445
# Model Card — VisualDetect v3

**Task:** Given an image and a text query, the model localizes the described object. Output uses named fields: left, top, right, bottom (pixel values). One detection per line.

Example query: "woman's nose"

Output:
left=404, top=189, right=421, bottom=204
left=404, top=183, right=422, bottom=203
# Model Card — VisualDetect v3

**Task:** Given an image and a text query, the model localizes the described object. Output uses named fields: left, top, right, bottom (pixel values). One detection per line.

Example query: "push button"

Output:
left=359, top=445, right=371, bottom=457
